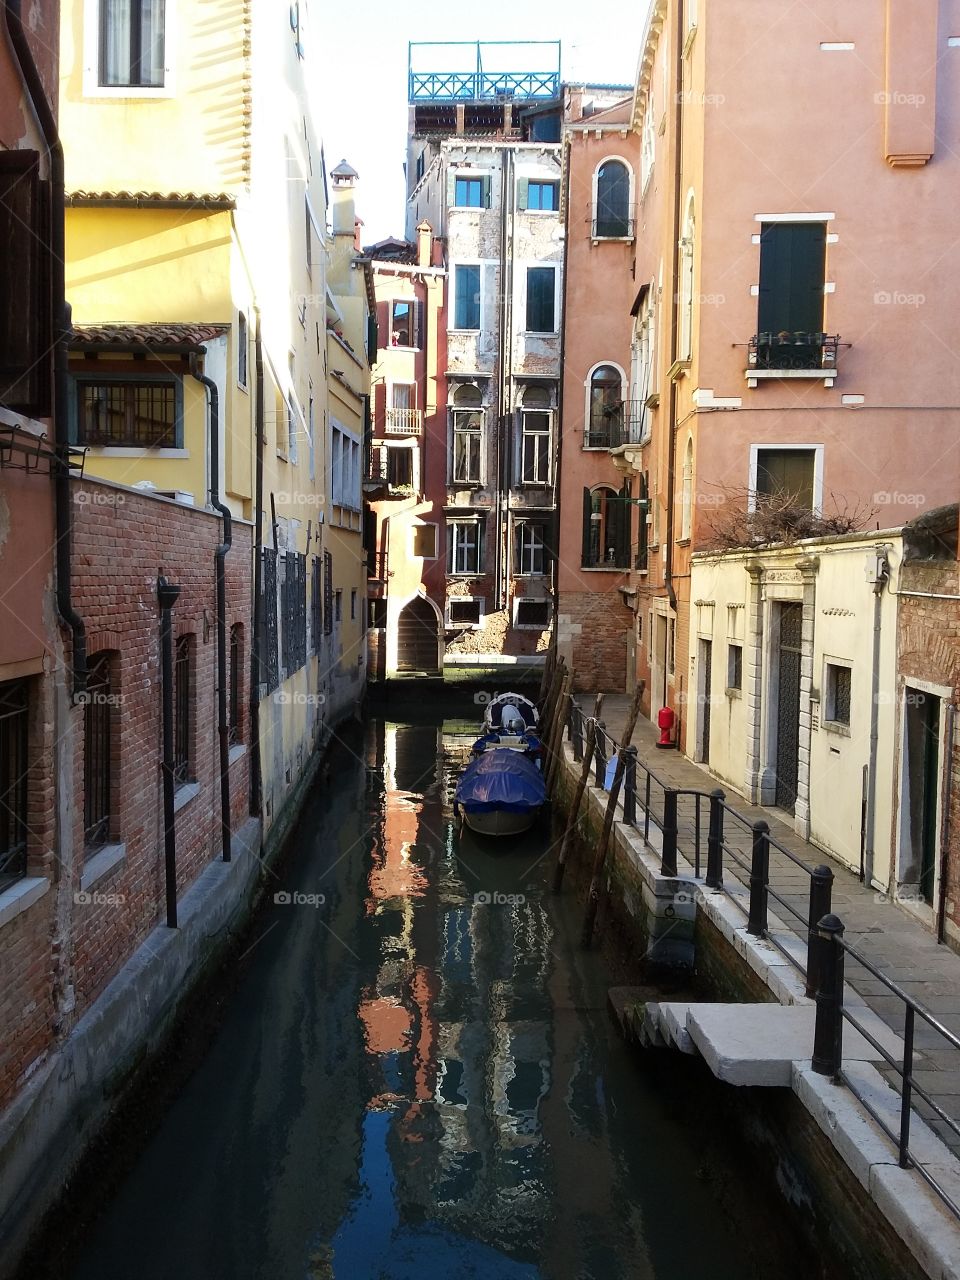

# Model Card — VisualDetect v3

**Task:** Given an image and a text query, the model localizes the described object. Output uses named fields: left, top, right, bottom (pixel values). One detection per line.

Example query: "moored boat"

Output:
left=454, top=749, right=547, bottom=836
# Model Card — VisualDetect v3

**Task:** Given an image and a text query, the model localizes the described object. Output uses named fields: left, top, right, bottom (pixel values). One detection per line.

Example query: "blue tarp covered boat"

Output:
left=454, top=749, right=547, bottom=836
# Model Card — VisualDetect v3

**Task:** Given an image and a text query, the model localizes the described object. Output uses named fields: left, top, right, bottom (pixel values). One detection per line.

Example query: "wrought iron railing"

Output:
left=591, top=217, right=635, bottom=240
left=584, top=402, right=647, bottom=450
left=748, top=332, right=841, bottom=370
left=565, top=698, right=960, bottom=1221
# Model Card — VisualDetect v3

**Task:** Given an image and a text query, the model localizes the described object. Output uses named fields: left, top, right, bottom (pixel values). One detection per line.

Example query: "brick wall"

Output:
left=557, top=591, right=631, bottom=693
left=0, top=480, right=254, bottom=1108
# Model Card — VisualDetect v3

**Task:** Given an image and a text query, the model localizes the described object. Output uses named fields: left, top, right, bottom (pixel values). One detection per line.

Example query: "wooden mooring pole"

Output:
left=552, top=693, right=604, bottom=894
left=580, top=684, right=645, bottom=948
left=545, top=673, right=572, bottom=791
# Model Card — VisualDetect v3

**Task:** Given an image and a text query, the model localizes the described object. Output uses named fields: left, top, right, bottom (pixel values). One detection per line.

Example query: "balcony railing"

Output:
left=384, top=408, right=423, bottom=434
left=583, top=402, right=648, bottom=450
left=591, top=217, right=635, bottom=240
left=748, top=332, right=841, bottom=371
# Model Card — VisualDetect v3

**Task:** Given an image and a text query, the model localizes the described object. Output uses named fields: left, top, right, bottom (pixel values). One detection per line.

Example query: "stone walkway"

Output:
left=580, top=693, right=960, bottom=1157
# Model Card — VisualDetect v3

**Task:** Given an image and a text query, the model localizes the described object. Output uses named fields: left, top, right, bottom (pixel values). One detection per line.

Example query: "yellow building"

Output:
left=59, top=0, right=369, bottom=849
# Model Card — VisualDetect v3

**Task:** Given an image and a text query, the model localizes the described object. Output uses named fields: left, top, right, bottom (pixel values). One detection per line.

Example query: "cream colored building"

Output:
left=689, top=532, right=902, bottom=889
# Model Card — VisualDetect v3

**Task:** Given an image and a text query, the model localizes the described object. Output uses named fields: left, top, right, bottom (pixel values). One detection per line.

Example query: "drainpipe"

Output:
left=937, top=701, right=957, bottom=944
left=3, top=0, right=86, bottom=697
left=189, top=361, right=233, bottom=862
left=554, top=135, right=571, bottom=655
left=864, top=544, right=890, bottom=887
left=663, top=0, right=685, bottom=685
left=158, top=576, right=181, bottom=927
left=248, top=316, right=265, bottom=816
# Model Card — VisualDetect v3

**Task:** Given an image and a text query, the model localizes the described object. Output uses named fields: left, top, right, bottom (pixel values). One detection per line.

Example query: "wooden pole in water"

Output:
left=545, top=674, right=572, bottom=790
left=540, top=657, right=566, bottom=739
left=537, top=642, right=556, bottom=703
left=552, top=693, right=604, bottom=894
left=580, top=685, right=645, bottom=948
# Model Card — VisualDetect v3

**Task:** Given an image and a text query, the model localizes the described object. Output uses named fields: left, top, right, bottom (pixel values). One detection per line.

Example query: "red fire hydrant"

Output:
left=656, top=705, right=676, bottom=749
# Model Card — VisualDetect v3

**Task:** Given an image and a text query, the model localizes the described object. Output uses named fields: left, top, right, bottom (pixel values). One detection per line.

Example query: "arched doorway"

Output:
left=397, top=597, right=440, bottom=673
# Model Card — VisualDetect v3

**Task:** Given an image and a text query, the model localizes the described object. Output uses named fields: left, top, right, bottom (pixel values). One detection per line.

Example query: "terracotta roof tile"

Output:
left=69, top=323, right=228, bottom=352
left=66, top=191, right=235, bottom=210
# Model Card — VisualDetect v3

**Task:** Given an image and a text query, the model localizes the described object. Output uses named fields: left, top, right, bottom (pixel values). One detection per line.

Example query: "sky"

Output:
left=313, top=0, right=645, bottom=245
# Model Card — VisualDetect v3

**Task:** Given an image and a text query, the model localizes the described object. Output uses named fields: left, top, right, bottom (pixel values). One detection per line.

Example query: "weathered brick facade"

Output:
left=557, top=590, right=632, bottom=693
left=0, top=479, right=253, bottom=1107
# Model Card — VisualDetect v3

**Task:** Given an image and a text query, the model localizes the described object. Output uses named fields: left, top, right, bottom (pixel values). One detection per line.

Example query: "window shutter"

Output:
left=637, top=472, right=649, bottom=569
left=476, top=519, right=485, bottom=573
left=367, top=313, right=378, bottom=364
left=446, top=523, right=454, bottom=572
left=757, top=222, right=825, bottom=334
left=0, top=151, right=50, bottom=417
left=615, top=480, right=632, bottom=568
left=447, top=168, right=458, bottom=208
left=581, top=487, right=592, bottom=566
left=415, top=300, right=424, bottom=351
left=482, top=175, right=492, bottom=208
left=517, top=177, right=529, bottom=211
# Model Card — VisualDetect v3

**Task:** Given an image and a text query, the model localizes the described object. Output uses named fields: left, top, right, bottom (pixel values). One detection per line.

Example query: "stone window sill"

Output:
left=822, top=720, right=851, bottom=738
left=726, top=687, right=742, bottom=699
left=80, top=842, right=126, bottom=893
left=0, top=876, right=50, bottom=931
left=174, top=781, right=201, bottom=814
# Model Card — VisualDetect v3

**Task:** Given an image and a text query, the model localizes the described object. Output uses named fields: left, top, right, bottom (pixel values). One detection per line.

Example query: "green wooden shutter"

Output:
left=447, top=168, right=458, bottom=209
left=581, top=487, right=593, bottom=566
left=482, top=175, right=492, bottom=208
left=615, top=481, right=632, bottom=568
left=415, top=301, right=424, bottom=350
left=517, top=177, right=529, bottom=211
left=637, top=473, right=649, bottom=569
left=757, top=222, right=826, bottom=334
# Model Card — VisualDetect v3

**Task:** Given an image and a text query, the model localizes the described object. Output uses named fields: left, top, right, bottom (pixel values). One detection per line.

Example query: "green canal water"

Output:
left=61, top=710, right=810, bottom=1279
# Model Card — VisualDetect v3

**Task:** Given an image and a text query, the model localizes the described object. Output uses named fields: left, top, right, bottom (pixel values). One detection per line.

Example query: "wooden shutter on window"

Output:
left=482, top=175, right=492, bottom=208
left=0, top=151, right=51, bottom=417
left=581, top=487, right=592, bottom=566
left=517, top=177, right=529, bottom=211
left=447, top=168, right=458, bottom=208
left=757, top=222, right=826, bottom=334
left=637, top=472, right=649, bottom=569
left=415, top=300, right=424, bottom=350
left=614, top=480, right=632, bottom=568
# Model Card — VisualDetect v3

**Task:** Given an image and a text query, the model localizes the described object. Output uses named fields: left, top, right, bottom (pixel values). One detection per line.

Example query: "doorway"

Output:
left=903, top=688, right=942, bottom=906
left=397, top=597, right=439, bottom=673
left=775, top=602, right=802, bottom=812
left=697, top=638, right=712, bottom=764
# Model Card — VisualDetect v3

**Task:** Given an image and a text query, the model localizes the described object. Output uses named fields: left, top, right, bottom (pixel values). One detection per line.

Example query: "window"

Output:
left=452, top=384, right=482, bottom=484
left=594, top=160, right=631, bottom=237
left=448, top=597, right=483, bottom=627
left=237, top=312, right=248, bottom=389
left=679, top=194, right=695, bottom=360
left=526, top=266, right=556, bottom=333
left=84, top=653, right=115, bottom=849
left=680, top=437, right=693, bottom=541
left=386, top=446, right=413, bottom=489
left=447, top=520, right=483, bottom=575
left=587, top=365, right=623, bottom=447
left=323, top=550, right=333, bottom=635
left=351, top=589, right=357, bottom=620
left=581, top=484, right=631, bottom=569
left=754, top=447, right=816, bottom=509
left=335, top=590, right=342, bottom=622
left=311, top=555, right=323, bottom=651
left=412, top=524, right=438, bottom=558
left=0, top=151, right=51, bottom=416
left=386, top=383, right=418, bottom=434
left=520, top=391, right=552, bottom=485
left=287, top=354, right=298, bottom=465
left=281, top=553, right=307, bottom=675
left=523, top=180, right=559, bottom=211
left=391, top=300, right=419, bottom=348
left=0, top=680, right=29, bottom=890
left=331, top=424, right=361, bottom=510
left=454, top=265, right=481, bottom=330
left=825, top=662, right=852, bottom=727
left=260, top=549, right=280, bottom=692
left=229, top=624, right=242, bottom=745
left=514, top=599, right=552, bottom=630
left=727, top=643, right=743, bottom=692
left=630, top=288, right=656, bottom=437
left=640, top=107, right=655, bottom=192
left=514, top=522, right=546, bottom=576
left=99, top=0, right=166, bottom=88
left=75, top=376, right=180, bottom=448
left=453, top=175, right=488, bottom=208
left=369, top=598, right=387, bottom=629
left=174, top=635, right=192, bottom=787
left=756, top=222, right=827, bottom=366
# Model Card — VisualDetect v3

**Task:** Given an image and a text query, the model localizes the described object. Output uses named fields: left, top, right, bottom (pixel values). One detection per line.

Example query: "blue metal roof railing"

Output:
left=408, top=41, right=561, bottom=104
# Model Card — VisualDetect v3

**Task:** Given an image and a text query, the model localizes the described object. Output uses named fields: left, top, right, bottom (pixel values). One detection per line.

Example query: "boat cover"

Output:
left=455, top=750, right=547, bottom=814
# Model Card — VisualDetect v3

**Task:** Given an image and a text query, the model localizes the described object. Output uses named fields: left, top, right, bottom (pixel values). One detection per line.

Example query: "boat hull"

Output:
left=462, top=807, right=539, bottom=837
left=455, top=748, right=546, bottom=840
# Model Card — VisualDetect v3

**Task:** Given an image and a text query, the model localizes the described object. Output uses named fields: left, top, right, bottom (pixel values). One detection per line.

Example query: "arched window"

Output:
left=586, top=365, right=623, bottom=447
left=581, top=484, right=631, bottom=569
left=451, top=383, right=483, bottom=484
left=679, top=194, right=695, bottom=360
left=594, top=160, right=631, bottom=238
left=680, top=437, right=694, bottom=541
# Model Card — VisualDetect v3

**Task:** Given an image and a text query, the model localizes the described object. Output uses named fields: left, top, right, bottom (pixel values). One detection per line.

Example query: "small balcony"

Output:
left=745, top=332, right=843, bottom=388
left=384, top=408, right=423, bottom=434
left=591, top=217, right=635, bottom=241
left=583, top=402, right=647, bottom=450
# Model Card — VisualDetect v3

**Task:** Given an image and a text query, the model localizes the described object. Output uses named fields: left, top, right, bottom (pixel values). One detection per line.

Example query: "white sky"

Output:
left=313, top=1, right=644, bottom=244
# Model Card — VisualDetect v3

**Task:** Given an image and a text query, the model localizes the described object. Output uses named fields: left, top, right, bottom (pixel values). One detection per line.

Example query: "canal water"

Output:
left=63, top=710, right=809, bottom=1280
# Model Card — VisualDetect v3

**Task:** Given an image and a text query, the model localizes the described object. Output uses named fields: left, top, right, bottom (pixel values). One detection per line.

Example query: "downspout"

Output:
left=864, top=545, right=890, bottom=887
left=494, top=145, right=509, bottom=611
left=663, top=0, right=685, bottom=709
left=4, top=0, right=86, bottom=696
left=157, top=576, right=181, bottom=927
left=937, top=701, right=957, bottom=944
left=189, top=360, right=232, bottom=862
left=555, top=135, right=571, bottom=653
left=248, top=316, right=265, bottom=816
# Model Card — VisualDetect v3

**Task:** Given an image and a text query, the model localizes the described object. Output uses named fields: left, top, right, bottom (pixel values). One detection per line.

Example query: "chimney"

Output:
left=416, top=219, right=433, bottom=268
left=330, top=158, right=359, bottom=238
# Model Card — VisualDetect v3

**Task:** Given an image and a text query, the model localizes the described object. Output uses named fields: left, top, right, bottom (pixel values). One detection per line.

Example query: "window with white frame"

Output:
left=525, top=266, right=556, bottom=333
left=514, top=521, right=547, bottom=576
left=753, top=446, right=818, bottom=510
left=514, top=598, right=552, bottom=630
left=594, top=160, right=631, bottom=238
left=453, top=174, right=490, bottom=208
left=447, top=596, right=483, bottom=627
left=331, top=423, right=360, bottom=510
left=447, top=519, right=483, bottom=575
left=824, top=660, right=852, bottom=727
left=386, top=445, right=413, bottom=489
left=390, top=300, right=419, bottom=348
left=586, top=365, right=623, bottom=448
left=678, top=194, right=695, bottom=360
left=640, top=105, right=655, bottom=192
left=99, top=0, right=166, bottom=88
left=453, top=264, right=481, bottom=331
left=519, top=386, right=552, bottom=485
left=451, top=384, right=483, bottom=484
